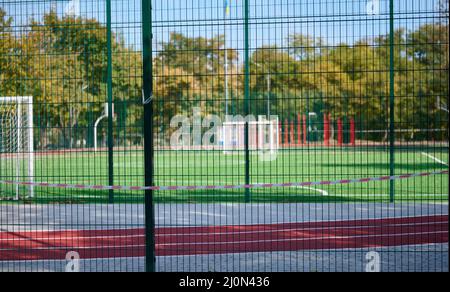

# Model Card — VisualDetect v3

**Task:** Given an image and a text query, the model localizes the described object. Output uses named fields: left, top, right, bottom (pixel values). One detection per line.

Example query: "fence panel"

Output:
left=0, top=0, right=145, bottom=272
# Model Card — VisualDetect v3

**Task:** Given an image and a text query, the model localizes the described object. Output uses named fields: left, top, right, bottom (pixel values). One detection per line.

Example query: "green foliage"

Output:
left=288, top=34, right=326, bottom=61
left=0, top=7, right=448, bottom=145
left=0, top=8, right=12, bottom=33
left=158, top=33, right=238, bottom=83
left=0, top=8, right=30, bottom=96
left=17, top=9, right=143, bottom=148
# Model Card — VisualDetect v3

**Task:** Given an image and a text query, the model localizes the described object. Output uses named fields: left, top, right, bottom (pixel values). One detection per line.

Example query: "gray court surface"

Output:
left=1, top=245, right=448, bottom=272
left=0, top=203, right=448, bottom=272
left=0, top=203, right=448, bottom=231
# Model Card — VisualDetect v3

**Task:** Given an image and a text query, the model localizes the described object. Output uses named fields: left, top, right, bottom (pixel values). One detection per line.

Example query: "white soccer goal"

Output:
left=221, top=116, right=279, bottom=155
left=0, top=96, right=34, bottom=200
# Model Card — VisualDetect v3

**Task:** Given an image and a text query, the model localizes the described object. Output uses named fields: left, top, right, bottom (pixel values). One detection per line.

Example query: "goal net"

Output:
left=221, top=116, right=279, bottom=155
left=0, top=97, right=34, bottom=200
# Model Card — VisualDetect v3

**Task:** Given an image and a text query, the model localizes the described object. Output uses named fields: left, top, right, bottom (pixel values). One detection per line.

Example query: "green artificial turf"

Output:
left=1, top=148, right=448, bottom=204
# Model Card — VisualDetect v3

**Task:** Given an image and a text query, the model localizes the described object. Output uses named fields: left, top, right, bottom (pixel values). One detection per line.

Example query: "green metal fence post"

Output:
left=389, top=0, right=396, bottom=203
left=142, top=0, right=156, bottom=272
left=244, top=0, right=251, bottom=203
left=106, top=0, right=114, bottom=204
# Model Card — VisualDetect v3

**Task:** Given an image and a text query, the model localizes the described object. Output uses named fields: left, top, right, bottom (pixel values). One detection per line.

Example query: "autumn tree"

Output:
left=0, top=8, right=33, bottom=97
left=156, top=33, right=239, bottom=110
left=24, top=10, right=143, bottom=147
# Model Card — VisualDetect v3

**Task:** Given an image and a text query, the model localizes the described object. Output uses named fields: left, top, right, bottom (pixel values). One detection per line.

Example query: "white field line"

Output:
left=422, top=152, right=449, bottom=167
left=338, top=194, right=448, bottom=198
left=175, top=193, right=447, bottom=197
left=294, top=186, right=329, bottom=196
left=252, top=182, right=329, bottom=196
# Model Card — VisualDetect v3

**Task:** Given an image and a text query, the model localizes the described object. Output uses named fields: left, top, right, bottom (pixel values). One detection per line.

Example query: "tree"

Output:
left=251, top=46, right=300, bottom=92
left=288, top=34, right=326, bottom=61
left=0, top=8, right=12, bottom=33
left=0, top=8, right=30, bottom=96
left=156, top=33, right=239, bottom=110
left=25, top=10, right=143, bottom=148
left=406, top=23, right=449, bottom=136
left=158, top=33, right=237, bottom=82
left=0, top=8, right=13, bottom=94
left=439, top=0, right=449, bottom=20
left=407, top=24, right=448, bottom=68
left=250, top=46, right=304, bottom=117
left=2, top=6, right=448, bottom=146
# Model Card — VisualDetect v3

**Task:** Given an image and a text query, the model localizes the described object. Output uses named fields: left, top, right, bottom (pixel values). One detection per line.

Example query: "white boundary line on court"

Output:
left=0, top=220, right=447, bottom=242
left=0, top=214, right=447, bottom=234
left=422, top=152, right=449, bottom=166
left=1, top=231, right=446, bottom=251
left=157, top=232, right=450, bottom=247
left=156, top=231, right=449, bottom=247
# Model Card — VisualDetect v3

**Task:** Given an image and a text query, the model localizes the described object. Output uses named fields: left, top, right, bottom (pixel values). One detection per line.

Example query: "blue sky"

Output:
left=2, top=0, right=443, bottom=50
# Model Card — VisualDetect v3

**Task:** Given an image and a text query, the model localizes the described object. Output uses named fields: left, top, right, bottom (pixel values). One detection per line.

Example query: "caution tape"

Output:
left=0, top=170, right=448, bottom=192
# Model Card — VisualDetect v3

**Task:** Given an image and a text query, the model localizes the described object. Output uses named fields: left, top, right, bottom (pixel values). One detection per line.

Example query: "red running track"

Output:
left=0, top=215, right=447, bottom=261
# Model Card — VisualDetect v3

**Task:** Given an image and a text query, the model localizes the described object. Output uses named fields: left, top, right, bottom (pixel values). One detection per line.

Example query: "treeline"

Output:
left=1, top=9, right=142, bottom=148
left=0, top=8, right=448, bottom=148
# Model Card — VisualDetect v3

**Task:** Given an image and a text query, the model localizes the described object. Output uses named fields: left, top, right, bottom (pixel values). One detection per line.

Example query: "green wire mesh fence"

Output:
left=0, top=0, right=448, bottom=272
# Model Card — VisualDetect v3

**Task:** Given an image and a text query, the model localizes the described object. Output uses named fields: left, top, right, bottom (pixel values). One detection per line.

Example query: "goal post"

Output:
left=94, top=102, right=114, bottom=152
left=221, top=116, right=279, bottom=154
left=0, top=96, right=34, bottom=200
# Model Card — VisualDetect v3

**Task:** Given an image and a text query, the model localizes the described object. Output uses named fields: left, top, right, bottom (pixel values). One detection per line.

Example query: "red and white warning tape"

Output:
left=0, top=170, right=448, bottom=192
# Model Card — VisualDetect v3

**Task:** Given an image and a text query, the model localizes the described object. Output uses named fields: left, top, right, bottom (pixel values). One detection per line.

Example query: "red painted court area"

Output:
left=0, top=215, right=447, bottom=261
